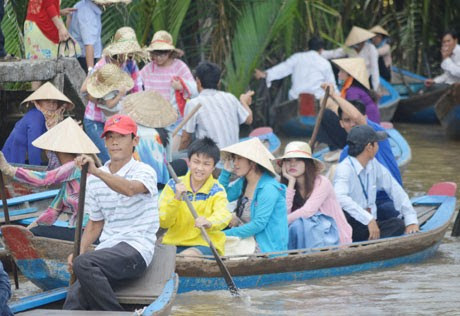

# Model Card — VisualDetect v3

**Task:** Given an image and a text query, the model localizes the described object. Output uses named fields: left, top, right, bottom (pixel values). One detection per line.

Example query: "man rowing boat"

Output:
left=64, top=114, right=159, bottom=311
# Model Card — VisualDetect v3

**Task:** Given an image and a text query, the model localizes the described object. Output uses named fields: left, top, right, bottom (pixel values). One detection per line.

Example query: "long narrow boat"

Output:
left=276, top=76, right=400, bottom=137
left=2, top=183, right=455, bottom=295
left=175, top=182, right=456, bottom=293
left=239, top=127, right=281, bottom=155
left=1, top=226, right=178, bottom=315
left=434, top=83, right=460, bottom=139
left=391, top=66, right=448, bottom=123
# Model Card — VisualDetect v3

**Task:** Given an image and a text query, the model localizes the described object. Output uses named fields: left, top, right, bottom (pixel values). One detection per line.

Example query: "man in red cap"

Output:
left=64, top=114, right=159, bottom=311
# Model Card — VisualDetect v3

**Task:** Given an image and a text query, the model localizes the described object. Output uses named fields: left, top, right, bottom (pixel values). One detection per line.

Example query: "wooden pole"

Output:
left=70, top=163, right=88, bottom=285
left=172, top=103, right=203, bottom=138
left=165, top=163, right=240, bottom=296
left=0, top=170, right=19, bottom=289
left=309, top=86, right=330, bottom=151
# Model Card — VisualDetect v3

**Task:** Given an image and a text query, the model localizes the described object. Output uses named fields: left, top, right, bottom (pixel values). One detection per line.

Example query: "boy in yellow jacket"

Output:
left=159, top=137, right=232, bottom=256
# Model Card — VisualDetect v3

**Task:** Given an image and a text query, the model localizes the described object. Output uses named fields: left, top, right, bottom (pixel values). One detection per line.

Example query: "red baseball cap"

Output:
left=101, top=114, right=138, bottom=138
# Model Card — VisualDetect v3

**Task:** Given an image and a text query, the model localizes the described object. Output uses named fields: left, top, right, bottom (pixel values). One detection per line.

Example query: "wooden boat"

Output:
left=434, top=83, right=460, bottom=139
left=275, top=77, right=400, bottom=137
left=240, top=126, right=281, bottom=155
left=313, top=122, right=411, bottom=173
left=391, top=66, right=448, bottom=123
left=175, top=182, right=456, bottom=293
left=2, top=225, right=178, bottom=315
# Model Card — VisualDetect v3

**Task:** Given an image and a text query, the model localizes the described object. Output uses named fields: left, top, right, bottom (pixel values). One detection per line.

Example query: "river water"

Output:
left=9, top=123, right=460, bottom=315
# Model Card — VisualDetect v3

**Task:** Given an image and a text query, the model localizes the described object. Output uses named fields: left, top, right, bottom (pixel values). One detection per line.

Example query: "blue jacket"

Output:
left=219, top=170, right=288, bottom=253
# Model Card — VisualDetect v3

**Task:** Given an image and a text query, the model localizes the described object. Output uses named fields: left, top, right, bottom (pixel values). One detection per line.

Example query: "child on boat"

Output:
left=140, top=30, right=198, bottom=155
left=276, top=141, right=352, bottom=249
left=159, top=137, right=232, bottom=257
left=0, top=117, right=99, bottom=241
left=219, top=138, right=288, bottom=253
left=334, top=125, right=419, bottom=242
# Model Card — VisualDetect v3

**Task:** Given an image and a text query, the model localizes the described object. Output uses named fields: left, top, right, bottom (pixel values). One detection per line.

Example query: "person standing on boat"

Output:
left=334, top=125, right=419, bottom=242
left=0, top=262, right=13, bottom=316
left=159, top=137, right=232, bottom=257
left=425, top=30, right=460, bottom=87
left=322, top=26, right=380, bottom=91
left=219, top=138, right=288, bottom=253
left=276, top=141, right=352, bottom=249
left=370, top=25, right=392, bottom=82
left=0, top=118, right=100, bottom=240
left=254, top=37, right=338, bottom=100
left=180, top=61, right=254, bottom=150
left=64, top=114, right=159, bottom=311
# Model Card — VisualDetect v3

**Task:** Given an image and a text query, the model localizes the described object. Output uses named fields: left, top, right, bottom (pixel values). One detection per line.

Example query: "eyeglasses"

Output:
left=151, top=50, right=171, bottom=57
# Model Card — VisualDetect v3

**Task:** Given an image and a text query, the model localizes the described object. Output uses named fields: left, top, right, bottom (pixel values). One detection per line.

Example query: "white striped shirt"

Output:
left=183, top=89, right=249, bottom=148
left=86, top=158, right=159, bottom=265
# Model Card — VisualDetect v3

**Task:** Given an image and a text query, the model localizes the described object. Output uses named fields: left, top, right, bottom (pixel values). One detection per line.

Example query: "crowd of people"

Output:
left=0, top=13, right=458, bottom=311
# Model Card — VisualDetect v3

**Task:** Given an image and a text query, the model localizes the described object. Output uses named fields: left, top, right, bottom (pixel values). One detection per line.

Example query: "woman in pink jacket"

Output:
left=276, top=141, right=352, bottom=248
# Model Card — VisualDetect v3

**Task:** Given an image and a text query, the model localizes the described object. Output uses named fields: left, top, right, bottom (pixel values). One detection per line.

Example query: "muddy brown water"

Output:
left=9, top=123, right=460, bottom=315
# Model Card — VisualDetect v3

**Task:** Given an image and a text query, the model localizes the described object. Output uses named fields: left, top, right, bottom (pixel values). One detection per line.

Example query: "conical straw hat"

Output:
left=221, top=138, right=277, bottom=175
left=102, top=27, right=145, bottom=58
left=32, top=117, right=99, bottom=154
left=345, top=26, right=376, bottom=46
left=332, top=57, right=370, bottom=90
left=122, top=90, right=178, bottom=128
left=369, top=25, right=389, bottom=37
left=21, top=82, right=74, bottom=111
left=86, top=63, right=134, bottom=99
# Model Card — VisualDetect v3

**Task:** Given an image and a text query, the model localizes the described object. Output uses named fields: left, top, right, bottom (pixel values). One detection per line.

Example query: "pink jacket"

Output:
left=286, top=175, right=352, bottom=244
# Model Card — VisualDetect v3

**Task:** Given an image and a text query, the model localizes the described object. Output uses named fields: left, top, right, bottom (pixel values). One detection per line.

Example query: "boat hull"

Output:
left=434, top=83, right=460, bottom=139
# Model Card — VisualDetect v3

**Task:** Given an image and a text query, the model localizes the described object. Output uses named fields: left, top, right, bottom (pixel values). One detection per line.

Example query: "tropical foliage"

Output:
left=2, top=0, right=460, bottom=95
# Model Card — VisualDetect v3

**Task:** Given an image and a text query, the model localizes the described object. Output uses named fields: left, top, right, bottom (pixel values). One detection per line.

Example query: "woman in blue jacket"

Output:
left=219, top=137, right=288, bottom=253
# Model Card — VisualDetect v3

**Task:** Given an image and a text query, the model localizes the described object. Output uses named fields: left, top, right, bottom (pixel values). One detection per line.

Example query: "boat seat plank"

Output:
left=18, top=310, right=133, bottom=315
left=0, top=210, right=43, bottom=225
left=114, top=243, right=176, bottom=304
left=0, top=190, right=59, bottom=207
left=17, top=218, right=69, bottom=228
left=0, top=207, right=37, bottom=218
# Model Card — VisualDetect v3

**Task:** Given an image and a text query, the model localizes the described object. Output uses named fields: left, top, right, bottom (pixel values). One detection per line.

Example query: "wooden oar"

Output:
left=0, top=170, right=19, bottom=289
left=70, top=163, right=88, bottom=285
left=165, top=163, right=240, bottom=296
left=172, top=103, right=203, bottom=138
left=309, top=86, right=330, bottom=151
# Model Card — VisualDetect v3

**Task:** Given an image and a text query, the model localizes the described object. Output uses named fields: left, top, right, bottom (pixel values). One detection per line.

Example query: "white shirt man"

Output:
left=434, top=45, right=460, bottom=84
left=333, top=125, right=419, bottom=242
left=255, top=37, right=338, bottom=100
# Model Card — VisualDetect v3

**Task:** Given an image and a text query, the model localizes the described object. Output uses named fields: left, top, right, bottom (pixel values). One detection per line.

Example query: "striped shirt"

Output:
left=84, top=58, right=143, bottom=122
left=86, top=158, right=159, bottom=265
left=140, top=59, right=194, bottom=101
left=183, top=89, right=249, bottom=148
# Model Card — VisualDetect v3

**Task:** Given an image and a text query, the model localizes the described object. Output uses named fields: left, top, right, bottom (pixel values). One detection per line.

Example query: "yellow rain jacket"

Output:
left=159, top=172, right=232, bottom=255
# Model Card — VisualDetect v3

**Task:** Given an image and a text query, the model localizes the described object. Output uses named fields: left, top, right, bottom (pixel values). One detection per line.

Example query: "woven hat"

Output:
left=273, top=141, right=324, bottom=171
left=122, top=90, right=178, bottom=128
left=221, top=138, right=277, bottom=175
left=332, top=57, right=370, bottom=90
left=21, top=82, right=74, bottom=111
left=145, top=30, right=179, bottom=52
left=369, top=25, right=389, bottom=37
left=32, top=117, right=99, bottom=154
left=92, top=0, right=131, bottom=6
left=345, top=26, right=376, bottom=46
left=102, top=27, right=144, bottom=58
left=86, top=64, right=134, bottom=99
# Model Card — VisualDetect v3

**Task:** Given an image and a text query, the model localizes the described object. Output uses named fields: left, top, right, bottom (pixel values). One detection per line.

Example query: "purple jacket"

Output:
left=345, top=86, right=380, bottom=123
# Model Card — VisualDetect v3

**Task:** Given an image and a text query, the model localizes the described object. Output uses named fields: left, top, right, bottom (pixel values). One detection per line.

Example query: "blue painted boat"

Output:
left=434, top=83, right=460, bottom=139
left=1, top=226, right=178, bottom=315
left=391, top=67, right=448, bottom=123
left=313, top=123, right=411, bottom=172
left=278, top=77, right=400, bottom=137
left=174, top=182, right=456, bottom=293
left=240, top=127, right=281, bottom=155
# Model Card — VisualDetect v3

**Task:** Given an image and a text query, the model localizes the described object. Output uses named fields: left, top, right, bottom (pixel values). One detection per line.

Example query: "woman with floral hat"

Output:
left=140, top=30, right=197, bottom=154
left=219, top=138, right=288, bottom=253
left=1, top=82, right=74, bottom=166
left=276, top=141, right=352, bottom=249
left=80, top=26, right=143, bottom=163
